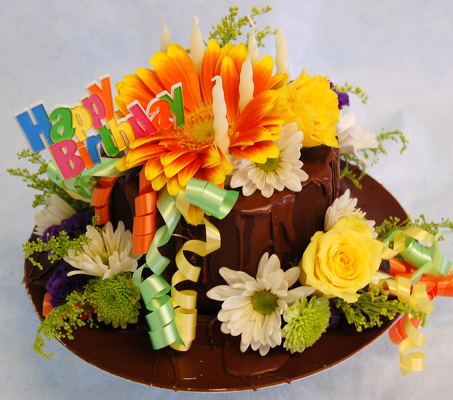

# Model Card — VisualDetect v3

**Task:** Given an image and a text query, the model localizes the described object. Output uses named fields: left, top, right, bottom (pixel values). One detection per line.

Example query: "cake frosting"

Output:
left=13, top=6, right=453, bottom=391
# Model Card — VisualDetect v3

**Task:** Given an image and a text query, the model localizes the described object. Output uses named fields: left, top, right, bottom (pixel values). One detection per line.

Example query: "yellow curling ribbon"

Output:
left=170, top=190, right=222, bottom=350
left=399, top=315, right=426, bottom=375
left=379, top=276, right=434, bottom=375
left=133, top=179, right=238, bottom=351
left=398, top=284, right=433, bottom=375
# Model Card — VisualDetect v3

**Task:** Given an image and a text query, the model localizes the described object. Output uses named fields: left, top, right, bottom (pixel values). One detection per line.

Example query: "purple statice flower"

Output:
left=328, top=301, right=342, bottom=329
left=330, top=82, right=350, bottom=110
left=45, top=262, right=93, bottom=307
left=40, top=209, right=95, bottom=243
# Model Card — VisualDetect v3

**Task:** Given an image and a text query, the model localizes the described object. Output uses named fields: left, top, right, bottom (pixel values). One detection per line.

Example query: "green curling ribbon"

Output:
left=132, top=190, right=184, bottom=350
left=185, top=178, right=239, bottom=219
left=383, top=229, right=452, bottom=284
left=46, top=158, right=128, bottom=200
left=133, top=180, right=239, bottom=351
left=144, top=190, right=181, bottom=275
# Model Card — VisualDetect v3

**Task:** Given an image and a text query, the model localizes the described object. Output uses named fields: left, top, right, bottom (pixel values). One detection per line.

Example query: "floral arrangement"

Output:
left=10, top=6, right=453, bottom=377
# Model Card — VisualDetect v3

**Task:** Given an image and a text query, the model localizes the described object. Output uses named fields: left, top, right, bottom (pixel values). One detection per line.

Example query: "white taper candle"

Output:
left=211, top=76, right=230, bottom=155
left=191, top=16, right=205, bottom=75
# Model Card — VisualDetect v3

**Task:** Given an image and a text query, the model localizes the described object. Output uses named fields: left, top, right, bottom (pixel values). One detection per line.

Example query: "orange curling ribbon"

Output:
left=91, top=177, right=119, bottom=225
left=42, top=293, right=53, bottom=317
left=132, top=168, right=157, bottom=254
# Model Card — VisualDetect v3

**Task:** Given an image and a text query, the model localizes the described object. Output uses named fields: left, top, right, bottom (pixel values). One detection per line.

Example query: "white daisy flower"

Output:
left=64, top=221, right=141, bottom=280
left=230, top=123, right=309, bottom=198
left=337, top=113, right=378, bottom=166
left=325, top=189, right=376, bottom=236
left=34, top=194, right=76, bottom=236
left=206, top=252, right=315, bottom=356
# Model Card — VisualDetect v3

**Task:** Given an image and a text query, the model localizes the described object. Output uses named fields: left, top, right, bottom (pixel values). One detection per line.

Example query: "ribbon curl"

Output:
left=170, top=188, right=223, bottom=350
left=91, top=177, right=119, bottom=224
left=132, top=178, right=238, bottom=351
left=376, top=225, right=452, bottom=375
left=47, top=158, right=130, bottom=201
left=382, top=227, right=452, bottom=284
left=132, top=168, right=157, bottom=254
left=132, top=189, right=182, bottom=350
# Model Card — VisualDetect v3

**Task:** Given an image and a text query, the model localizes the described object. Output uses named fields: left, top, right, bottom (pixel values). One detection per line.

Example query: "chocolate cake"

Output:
left=24, top=172, right=407, bottom=391
left=110, top=146, right=340, bottom=316
left=15, top=7, right=453, bottom=392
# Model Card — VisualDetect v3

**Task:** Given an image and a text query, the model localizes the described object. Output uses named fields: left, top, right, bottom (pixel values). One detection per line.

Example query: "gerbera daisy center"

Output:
left=176, top=104, right=216, bottom=150
left=251, top=290, right=278, bottom=315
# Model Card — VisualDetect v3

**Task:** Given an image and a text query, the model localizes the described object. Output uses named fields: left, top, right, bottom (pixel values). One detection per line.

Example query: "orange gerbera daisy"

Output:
left=116, top=40, right=286, bottom=210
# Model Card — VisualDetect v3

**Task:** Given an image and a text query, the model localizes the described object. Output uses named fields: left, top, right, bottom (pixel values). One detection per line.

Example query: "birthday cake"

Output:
left=13, top=6, right=453, bottom=392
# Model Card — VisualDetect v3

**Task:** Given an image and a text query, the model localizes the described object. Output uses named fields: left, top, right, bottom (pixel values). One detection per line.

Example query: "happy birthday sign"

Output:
left=15, top=76, right=185, bottom=180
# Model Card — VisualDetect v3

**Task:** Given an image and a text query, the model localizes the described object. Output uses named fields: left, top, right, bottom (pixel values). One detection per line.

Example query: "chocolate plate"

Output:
left=24, top=173, right=406, bottom=391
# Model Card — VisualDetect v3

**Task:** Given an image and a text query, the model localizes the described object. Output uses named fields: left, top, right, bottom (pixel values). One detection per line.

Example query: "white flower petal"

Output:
left=283, top=267, right=301, bottom=287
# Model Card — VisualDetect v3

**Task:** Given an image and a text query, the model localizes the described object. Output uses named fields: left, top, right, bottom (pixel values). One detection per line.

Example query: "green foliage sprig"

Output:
left=34, top=289, right=96, bottom=359
left=362, top=129, right=408, bottom=165
left=375, top=215, right=453, bottom=242
left=333, top=287, right=427, bottom=332
left=340, top=129, right=408, bottom=188
left=34, top=273, right=141, bottom=358
left=334, top=82, right=369, bottom=104
left=209, top=6, right=273, bottom=48
left=7, top=149, right=88, bottom=212
left=23, top=230, right=91, bottom=269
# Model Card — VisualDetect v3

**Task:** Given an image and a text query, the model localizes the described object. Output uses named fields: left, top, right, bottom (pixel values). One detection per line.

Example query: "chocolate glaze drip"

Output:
left=24, top=150, right=408, bottom=391
left=110, top=146, right=340, bottom=315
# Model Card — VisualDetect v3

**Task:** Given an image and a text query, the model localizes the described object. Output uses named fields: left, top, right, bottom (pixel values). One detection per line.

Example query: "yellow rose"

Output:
left=300, top=215, right=383, bottom=303
left=273, top=70, right=340, bottom=148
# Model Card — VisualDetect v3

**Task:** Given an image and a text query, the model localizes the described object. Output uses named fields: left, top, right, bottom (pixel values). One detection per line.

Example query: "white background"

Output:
left=1, top=0, right=452, bottom=399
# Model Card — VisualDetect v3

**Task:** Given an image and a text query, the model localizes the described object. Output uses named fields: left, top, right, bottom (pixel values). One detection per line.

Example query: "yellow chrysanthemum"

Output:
left=116, top=40, right=286, bottom=206
left=273, top=70, right=340, bottom=148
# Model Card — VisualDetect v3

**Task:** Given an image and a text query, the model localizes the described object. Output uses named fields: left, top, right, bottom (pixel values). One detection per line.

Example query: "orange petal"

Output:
left=230, top=140, right=280, bottom=163
left=220, top=56, right=239, bottom=121
left=163, top=152, right=199, bottom=178
left=231, top=126, right=273, bottom=146
left=148, top=171, right=168, bottom=192
left=136, top=68, right=166, bottom=97
left=200, top=145, right=222, bottom=168
left=167, top=44, right=202, bottom=109
left=166, top=175, right=184, bottom=195
left=160, top=147, right=192, bottom=166
left=200, top=39, right=221, bottom=105
left=195, top=164, right=227, bottom=186
left=150, top=45, right=200, bottom=112
left=116, top=156, right=128, bottom=171
left=144, top=158, right=165, bottom=181
left=177, top=156, right=204, bottom=187
left=252, top=55, right=274, bottom=96
left=226, top=43, right=248, bottom=74
left=235, top=90, right=279, bottom=131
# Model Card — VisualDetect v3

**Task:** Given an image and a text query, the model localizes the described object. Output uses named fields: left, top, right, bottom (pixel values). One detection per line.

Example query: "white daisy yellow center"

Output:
left=251, top=290, right=278, bottom=315
left=256, top=156, right=281, bottom=172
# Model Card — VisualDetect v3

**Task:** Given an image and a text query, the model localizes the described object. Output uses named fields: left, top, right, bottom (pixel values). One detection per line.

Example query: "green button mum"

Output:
left=88, top=273, right=141, bottom=329
left=282, top=296, right=331, bottom=353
